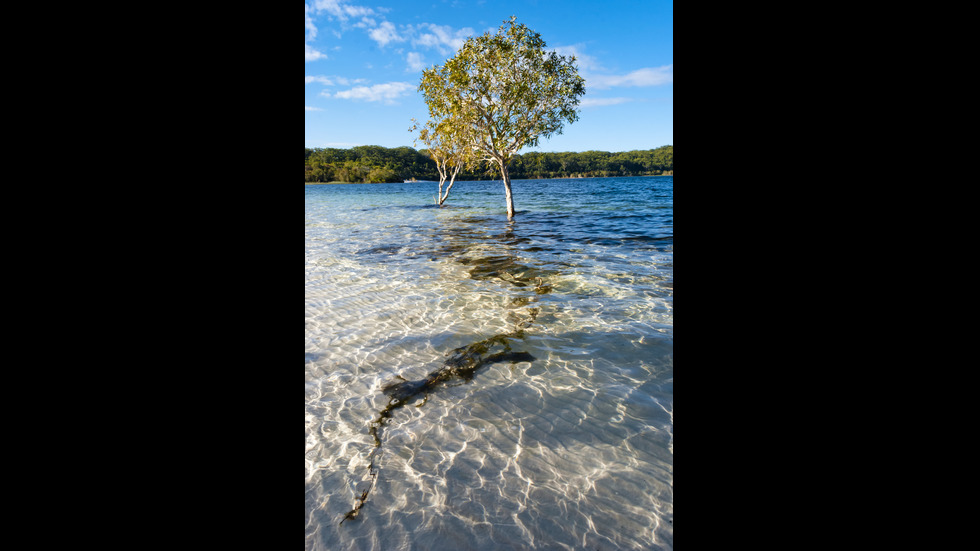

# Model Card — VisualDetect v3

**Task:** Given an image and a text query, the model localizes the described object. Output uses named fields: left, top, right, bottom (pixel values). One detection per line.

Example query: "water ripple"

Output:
left=306, top=177, right=672, bottom=550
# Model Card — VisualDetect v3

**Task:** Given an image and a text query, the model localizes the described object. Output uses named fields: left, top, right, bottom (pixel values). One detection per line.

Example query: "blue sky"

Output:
left=305, top=0, right=672, bottom=153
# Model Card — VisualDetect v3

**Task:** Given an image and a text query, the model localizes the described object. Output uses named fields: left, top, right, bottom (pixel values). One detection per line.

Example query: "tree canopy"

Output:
left=417, top=16, right=586, bottom=218
left=409, top=117, right=473, bottom=205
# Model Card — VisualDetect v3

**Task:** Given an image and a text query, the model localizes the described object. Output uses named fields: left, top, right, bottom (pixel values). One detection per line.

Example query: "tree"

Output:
left=409, top=117, right=473, bottom=205
left=418, top=16, right=585, bottom=219
left=365, top=166, right=398, bottom=183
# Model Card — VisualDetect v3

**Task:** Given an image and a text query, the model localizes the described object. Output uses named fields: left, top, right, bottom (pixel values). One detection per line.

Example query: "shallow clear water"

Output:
left=305, top=176, right=673, bottom=550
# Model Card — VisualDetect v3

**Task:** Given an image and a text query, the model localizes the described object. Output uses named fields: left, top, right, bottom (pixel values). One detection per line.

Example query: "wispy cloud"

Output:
left=588, top=65, right=673, bottom=90
left=309, top=0, right=375, bottom=22
left=553, top=44, right=603, bottom=72
left=307, top=1, right=474, bottom=63
left=307, top=0, right=379, bottom=57
left=305, top=3, right=327, bottom=62
left=364, top=21, right=473, bottom=53
left=368, top=21, right=405, bottom=47
left=405, top=52, right=426, bottom=72
left=553, top=44, right=672, bottom=92
left=306, top=43, right=326, bottom=62
left=551, top=44, right=672, bottom=108
left=580, top=97, right=633, bottom=108
left=353, top=17, right=377, bottom=29
left=412, top=23, right=474, bottom=54
left=331, top=82, right=414, bottom=104
left=306, top=75, right=367, bottom=86
left=306, top=106, right=323, bottom=111
left=305, top=4, right=318, bottom=41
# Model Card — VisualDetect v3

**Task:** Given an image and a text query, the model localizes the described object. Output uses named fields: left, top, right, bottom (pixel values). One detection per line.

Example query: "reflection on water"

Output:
left=306, top=177, right=672, bottom=550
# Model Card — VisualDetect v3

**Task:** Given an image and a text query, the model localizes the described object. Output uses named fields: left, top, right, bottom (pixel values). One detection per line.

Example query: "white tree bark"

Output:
left=499, top=160, right=515, bottom=219
left=439, top=163, right=462, bottom=205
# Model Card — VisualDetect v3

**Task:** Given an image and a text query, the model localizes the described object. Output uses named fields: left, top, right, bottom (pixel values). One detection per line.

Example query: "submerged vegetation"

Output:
left=340, top=306, right=540, bottom=525
left=305, top=144, right=673, bottom=183
left=339, top=243, right=550, bottom=525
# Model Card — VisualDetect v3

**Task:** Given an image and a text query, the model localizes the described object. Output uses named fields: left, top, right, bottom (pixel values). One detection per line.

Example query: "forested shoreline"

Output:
left=305, top=145, right=672, bottom=183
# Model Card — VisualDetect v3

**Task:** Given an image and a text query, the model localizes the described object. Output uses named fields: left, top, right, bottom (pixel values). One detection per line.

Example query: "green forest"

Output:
left=304, top=145, right=673, bottom=183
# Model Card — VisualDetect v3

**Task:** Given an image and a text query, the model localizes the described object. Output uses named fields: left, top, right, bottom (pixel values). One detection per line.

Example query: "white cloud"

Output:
left=353, top=17, right=376, bottom=29
left=368, top=21, right=404, bottom=47
left=552, top=44, right=672, bottom=92
left=310, top=0, right=339, bottom=17
left=343, top=5, right=373, bottom=18
left=305, top=4, right=318, bottom=41
left=305, top=3, right=327, bottom=62
left=309, top=0, right=374, bottom=22
left=588, top=65, right=673, bottom=90
left=406, top=52, right=426, bottom=72
left=580, top=97, right=633, bottom=108
left=306, top=106, right=322, bottom=111
left=553, top=44, right=603, bottom=72
left=305, top=75, right=334, bottom=85
left=413, top=23, right=473, bottom=54
left=305, top=43, right=326, bottom=62
left=307, top=1, right=379, bottom=48
left=332, top=82, right=414, bottom=104
left=335, top=76, right=366, bottom=86
left=307, top=3, right=475, bottom=62
left=307, top=75, right=366, bottom=86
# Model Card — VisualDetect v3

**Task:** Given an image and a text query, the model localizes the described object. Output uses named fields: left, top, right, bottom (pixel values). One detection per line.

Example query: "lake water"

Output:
left=305, top=176, right=673, bottom=550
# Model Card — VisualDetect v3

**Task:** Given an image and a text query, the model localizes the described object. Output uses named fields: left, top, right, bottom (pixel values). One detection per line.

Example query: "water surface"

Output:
left=305, top=176, right=673, bottom=550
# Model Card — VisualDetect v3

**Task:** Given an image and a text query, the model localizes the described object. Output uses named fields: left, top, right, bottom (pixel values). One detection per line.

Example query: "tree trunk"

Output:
left=499, top=160, right=515, bottom=219
left=436, top=159, right=447, bottom=205
left=439, top=164, right=461, bottom=206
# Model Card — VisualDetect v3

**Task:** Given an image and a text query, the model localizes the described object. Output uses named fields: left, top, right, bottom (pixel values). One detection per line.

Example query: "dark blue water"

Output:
left=306, top=176, right=672, bottom=550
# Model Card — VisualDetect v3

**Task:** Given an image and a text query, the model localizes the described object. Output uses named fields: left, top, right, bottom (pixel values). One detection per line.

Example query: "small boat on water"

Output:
left=404, top=178, right=436, bottom=183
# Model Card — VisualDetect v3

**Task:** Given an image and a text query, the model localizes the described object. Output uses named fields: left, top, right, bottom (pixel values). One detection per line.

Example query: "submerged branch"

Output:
left=339, top=276, right=548, bottom=525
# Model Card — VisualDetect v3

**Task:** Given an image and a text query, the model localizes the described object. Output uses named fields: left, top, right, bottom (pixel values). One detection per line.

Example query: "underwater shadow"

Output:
left=339, top=216, right=554, bottom=525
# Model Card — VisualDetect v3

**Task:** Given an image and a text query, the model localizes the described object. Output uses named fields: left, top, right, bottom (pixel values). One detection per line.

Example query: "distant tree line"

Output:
left=305, top=145, right=673, bottom=183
